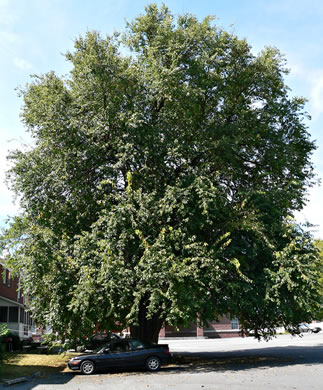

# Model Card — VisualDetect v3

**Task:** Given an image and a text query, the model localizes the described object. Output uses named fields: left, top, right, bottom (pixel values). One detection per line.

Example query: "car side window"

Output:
left=109, top=340, right=129, bottom=352
left=96, top=333, right=110, bottom=340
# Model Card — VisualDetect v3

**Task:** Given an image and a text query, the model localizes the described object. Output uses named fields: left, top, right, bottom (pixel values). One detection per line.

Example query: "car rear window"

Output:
left=130, top=339, right=152, bottom=350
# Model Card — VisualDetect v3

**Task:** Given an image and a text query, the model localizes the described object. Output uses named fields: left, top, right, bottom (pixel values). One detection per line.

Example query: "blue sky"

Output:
left=1, top=0, right=323, bottom=237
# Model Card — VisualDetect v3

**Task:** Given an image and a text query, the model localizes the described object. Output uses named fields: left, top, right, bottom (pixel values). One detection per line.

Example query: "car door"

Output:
left=98, top=340, right=131, bottom=369
left=128, top=339, right=152, bottom=367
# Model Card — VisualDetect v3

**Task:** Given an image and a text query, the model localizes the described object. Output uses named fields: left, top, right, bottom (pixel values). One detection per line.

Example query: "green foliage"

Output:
left=1, top=4, right=321, bottom=342
left=0, top=324, right=9, bottom=338
left=0, top=324, right=9, bottom=363
left=1, top=333, right=21, bottom=351
left=0, top=327, right=18, bottom=364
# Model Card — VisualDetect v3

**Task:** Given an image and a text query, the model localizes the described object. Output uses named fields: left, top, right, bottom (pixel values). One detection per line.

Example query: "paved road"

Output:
left=4, top=333, right=323, bottom=390
left=168, top=332, right=323, bottom=362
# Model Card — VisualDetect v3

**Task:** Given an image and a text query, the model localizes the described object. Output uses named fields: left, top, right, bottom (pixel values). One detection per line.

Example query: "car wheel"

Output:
left=146, top=356, right=161, bottom=372
left=80, top=360, right=95, bottom=375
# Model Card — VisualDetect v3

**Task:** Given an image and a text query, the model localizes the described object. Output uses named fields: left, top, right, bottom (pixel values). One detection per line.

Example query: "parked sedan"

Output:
left=296, top=323, right=323, bottom=333
left=308, top=323, right=322, bottom=333
left=68, top=338, right=171, bottom=374
left=296, top=324, right=311, bottom=333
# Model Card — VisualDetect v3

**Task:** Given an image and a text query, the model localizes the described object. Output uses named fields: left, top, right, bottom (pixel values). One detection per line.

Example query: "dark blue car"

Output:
left=68, top=338, right=171, bottom=374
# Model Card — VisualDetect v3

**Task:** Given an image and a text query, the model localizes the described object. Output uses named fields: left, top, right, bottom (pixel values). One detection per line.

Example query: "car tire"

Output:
left=80, top=360, right=95, bottom=375
left=146, top=356, right=161, bottom=372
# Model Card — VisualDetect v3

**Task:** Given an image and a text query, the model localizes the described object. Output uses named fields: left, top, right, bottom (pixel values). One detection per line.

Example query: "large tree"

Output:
left=2, top=4, right=321, bottom=343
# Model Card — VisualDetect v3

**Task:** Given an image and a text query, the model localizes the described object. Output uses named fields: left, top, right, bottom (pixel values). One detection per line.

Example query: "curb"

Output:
left=3, top=371, right=41, bottom=387
left=3, top=377, right=28, bottom=387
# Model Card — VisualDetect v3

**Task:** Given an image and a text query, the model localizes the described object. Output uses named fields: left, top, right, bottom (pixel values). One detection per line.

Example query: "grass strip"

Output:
left=0, top=352, right=79, bottom=380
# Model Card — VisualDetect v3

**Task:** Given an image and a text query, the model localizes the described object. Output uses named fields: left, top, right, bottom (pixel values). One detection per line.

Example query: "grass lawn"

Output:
left=0, top=351, right=79, bottom=381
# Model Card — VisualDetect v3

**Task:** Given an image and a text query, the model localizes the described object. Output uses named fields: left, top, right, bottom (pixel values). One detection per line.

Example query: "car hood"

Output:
left=70, top=352, right=100, bottom=360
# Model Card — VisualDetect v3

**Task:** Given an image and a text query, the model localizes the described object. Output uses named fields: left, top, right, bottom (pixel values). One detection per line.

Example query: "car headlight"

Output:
left=69, top=357, right=81, bottom=365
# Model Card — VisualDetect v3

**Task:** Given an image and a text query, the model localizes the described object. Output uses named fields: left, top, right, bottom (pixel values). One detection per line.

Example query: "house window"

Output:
left=8, top=271, right=11, bottom=287
left=20, top=308, right=24, bottom=323
left=0, top=306, right=8, bottom=322
left=231, top=318, right=239, bottom=330
left=2, top=269, right=7, bottom=284
left=9, top=307, right=18, bottom=322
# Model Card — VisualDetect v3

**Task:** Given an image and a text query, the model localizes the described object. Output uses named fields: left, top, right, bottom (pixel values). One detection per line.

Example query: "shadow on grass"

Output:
left=0, top=351, right=75, bottom=388
left=0, top=363, right=66, bottom=379
left=0, top=369, right=74, bottom=389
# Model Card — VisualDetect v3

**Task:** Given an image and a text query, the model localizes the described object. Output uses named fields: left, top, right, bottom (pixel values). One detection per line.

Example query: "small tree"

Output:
left=0, top=324, right=9, bottom=363
left=2, top=4, right=321, bottom=343
left=0, top=324, right=9, bottom=338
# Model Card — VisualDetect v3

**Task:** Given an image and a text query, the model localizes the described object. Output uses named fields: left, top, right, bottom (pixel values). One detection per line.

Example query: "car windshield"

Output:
left=94, top=341, right=111, bottom=353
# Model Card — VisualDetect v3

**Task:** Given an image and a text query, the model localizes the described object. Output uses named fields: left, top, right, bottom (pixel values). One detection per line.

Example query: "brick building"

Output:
left=0, top=260, right=32, bottom=339
left=159, top=316, right=241, bottom=339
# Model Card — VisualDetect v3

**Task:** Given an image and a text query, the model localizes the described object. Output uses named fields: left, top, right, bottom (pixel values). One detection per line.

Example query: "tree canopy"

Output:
left=2, top=4, right=321, bottom=343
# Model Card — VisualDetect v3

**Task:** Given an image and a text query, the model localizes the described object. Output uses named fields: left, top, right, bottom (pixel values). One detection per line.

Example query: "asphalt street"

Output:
left=3, top=333, right=323, bottom=390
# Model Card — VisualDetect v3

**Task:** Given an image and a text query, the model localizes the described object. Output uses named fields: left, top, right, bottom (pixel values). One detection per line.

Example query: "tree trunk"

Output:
left=130, top=299, right=165, bottom=343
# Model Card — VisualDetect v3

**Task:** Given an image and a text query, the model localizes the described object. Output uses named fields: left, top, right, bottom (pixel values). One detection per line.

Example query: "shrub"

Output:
left=0, top=324, right=9, bottom=362
left=0, top=331, right=21, bottom=351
